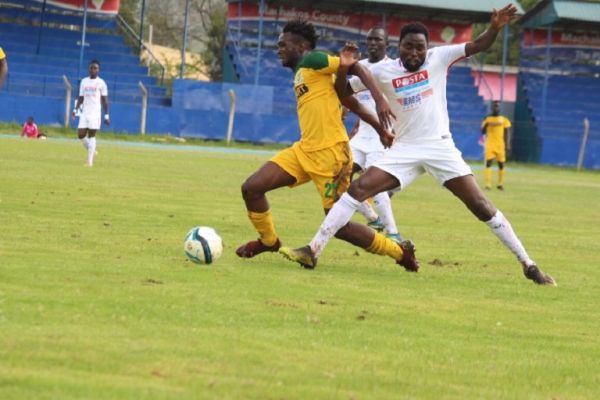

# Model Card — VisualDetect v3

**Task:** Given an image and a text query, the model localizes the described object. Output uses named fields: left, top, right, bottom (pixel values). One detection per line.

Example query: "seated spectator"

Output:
left=21, top=117, right=46, bottom=139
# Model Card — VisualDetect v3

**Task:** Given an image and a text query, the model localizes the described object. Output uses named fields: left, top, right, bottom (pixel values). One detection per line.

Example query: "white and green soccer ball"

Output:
left=183, top=226, right=223, bottom=264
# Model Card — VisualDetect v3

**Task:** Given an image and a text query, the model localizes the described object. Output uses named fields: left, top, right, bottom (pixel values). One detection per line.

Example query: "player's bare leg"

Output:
left=237, top=162, right=295, bottom=258
left=444, top=174, right=556, bottom=285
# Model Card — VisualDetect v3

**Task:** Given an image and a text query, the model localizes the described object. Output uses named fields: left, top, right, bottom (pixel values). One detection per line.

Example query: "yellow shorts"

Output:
left=271, top=141, right=352, bottom=210
left=485, top=143, right=506, bottom=163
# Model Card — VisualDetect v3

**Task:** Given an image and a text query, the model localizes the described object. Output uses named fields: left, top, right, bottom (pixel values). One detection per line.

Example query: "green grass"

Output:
left=1, top=134, right=599, bottom=399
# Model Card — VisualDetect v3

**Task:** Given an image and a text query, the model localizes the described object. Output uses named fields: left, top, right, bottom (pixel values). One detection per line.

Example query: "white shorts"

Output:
left=350, top=136, right=385, bottom=170
left=372, top=138, right=473, bottom=192
left=78, top=114, right=101, bottom=130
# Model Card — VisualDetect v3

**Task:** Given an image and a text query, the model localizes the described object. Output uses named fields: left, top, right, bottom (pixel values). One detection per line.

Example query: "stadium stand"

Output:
left=0, top=2, right=169, bottom=107
left=517, top=0, right=600, bottom=168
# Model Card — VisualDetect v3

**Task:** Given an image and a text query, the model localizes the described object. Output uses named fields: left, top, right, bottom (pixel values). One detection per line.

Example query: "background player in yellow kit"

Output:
left=481, top=101, right=512, bottom=190
left=0, top=46, right=8, bottom=88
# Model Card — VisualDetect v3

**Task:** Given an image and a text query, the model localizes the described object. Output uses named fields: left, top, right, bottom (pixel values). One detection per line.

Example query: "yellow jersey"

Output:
left=0, top=47, right=5, bottom=60
left=294, top=51, right=348, bottom=152
left=481, top=115, right=511, bottom=146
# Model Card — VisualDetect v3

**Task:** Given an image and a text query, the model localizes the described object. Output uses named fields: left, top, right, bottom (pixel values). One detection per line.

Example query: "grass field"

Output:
left=1, top=134, right=599, bottom=399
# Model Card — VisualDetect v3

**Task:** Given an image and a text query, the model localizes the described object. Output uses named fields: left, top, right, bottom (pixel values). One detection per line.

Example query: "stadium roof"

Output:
left=520, top=0, right=600, bottom=30
left=254, top=0, right=524, bottom=23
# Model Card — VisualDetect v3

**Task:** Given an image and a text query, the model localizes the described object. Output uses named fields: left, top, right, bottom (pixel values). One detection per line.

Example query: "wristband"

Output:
left=104, top=114, right=110, bottom=120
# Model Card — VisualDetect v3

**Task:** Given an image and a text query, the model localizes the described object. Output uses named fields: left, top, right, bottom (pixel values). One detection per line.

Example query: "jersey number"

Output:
left=324, top=182, right=337, bottom=199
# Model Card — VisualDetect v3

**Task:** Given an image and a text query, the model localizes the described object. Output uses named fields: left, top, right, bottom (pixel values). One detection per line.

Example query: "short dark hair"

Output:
left=89, top=59, right=100, bottom=66
left=400, top=22, right=429, bottom=43
left=368, top=26, right=388, bottom=41
left=283, top=19, right=318, bottom=50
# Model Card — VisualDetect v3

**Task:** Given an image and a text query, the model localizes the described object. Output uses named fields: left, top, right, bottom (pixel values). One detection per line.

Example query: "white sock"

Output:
left=372, top=192, right=398, bottom=234
left=80, top=137, right=89, bottom=150
left=310, top=192, right=360, bottom=257
left=485, top=210, right=534, bottom=266
left=357, top=200, right=378, bottom=222
left=87, top=137, right=96, bottom=166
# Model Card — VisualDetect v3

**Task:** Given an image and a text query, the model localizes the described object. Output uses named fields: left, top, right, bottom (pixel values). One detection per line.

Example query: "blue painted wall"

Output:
left=1, top=80, right=598, bottom=169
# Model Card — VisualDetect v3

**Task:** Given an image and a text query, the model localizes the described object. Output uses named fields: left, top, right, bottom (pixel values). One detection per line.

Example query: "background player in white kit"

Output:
left=350, top=27, right=401, bottom=242
left=282, top=4, right=556, bottom=286
left=72, top=60, right=110, bottom=167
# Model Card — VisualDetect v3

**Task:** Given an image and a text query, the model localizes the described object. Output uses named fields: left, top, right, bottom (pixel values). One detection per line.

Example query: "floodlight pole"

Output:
left=138, top=0, right=146, bottom=54
left=36, top=0, right=48, bottom=55
left=540, top=24, right=553, bottom=129
left=499, top=25, right=508, bottom=110
left=180, top=0, right=191, bottom=79
left=77, top=0, right=89, bottom=83
left=254, top=0, right=265, bottom=86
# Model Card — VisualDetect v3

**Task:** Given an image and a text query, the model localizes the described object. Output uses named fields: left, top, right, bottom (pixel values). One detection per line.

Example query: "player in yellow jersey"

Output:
left=0, top=46, right=7, bottom=88
left=236, top=20, right=418, bottom=272
left=481, top=101, right=512, bottom=190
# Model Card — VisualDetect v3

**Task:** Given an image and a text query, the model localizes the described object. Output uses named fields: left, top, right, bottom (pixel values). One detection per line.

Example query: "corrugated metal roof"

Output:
left=521, top=0, right=600, bottom=28
left=360, top=0, right=525, bottom=14
left=554, top=0, right=600, bottom=23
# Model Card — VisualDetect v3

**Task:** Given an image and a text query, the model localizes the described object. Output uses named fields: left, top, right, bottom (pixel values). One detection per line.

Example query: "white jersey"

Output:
left=79, top=76, right=108, bottom=117
left=350, top=43, right=466, bottom=145
left=353, top=55, right=391, bottom=141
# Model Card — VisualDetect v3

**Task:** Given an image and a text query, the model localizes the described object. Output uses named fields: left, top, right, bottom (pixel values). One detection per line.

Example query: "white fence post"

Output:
left=577, top=118, right=590, bottom=171
left=138, top=81, right=148, bottom=136
left=226, top=89, right=237, bottom=145
left=63, top=75, right=72, bottom=128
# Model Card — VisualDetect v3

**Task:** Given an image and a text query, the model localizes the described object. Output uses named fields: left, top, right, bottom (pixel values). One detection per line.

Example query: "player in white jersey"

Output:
left=281, top=4, right=556, bottom=286
left=72, top=60, right=110, bottom=167
left=350, top=27, right=401, bottom=242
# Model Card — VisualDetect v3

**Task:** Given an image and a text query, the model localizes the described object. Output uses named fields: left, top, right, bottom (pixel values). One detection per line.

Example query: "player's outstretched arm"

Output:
left=465, top=3, right=518, bottom=57
left=348, top=60, right=395, bottom=131
left=334, top=42, right=360, bottom=99
left=340, top=95, right=394, bottom=148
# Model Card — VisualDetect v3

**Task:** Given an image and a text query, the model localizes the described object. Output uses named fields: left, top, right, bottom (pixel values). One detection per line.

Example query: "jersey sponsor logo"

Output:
left=399, top=93, right=424, bottom=109
left=391, top=70, right=432, bottom=110
left=295, top=83, right=309, bottom=98
left=392, top=71, right=429, bottom=93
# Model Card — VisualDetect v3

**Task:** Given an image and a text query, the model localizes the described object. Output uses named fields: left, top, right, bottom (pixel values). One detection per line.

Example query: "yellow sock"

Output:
left=248, top=210, right=278, bottom=246
left=484, top=167, right=492, bottom=188
left=366, top=232, right=402, bottom=260
left=498, top=169, right=505, bottom=186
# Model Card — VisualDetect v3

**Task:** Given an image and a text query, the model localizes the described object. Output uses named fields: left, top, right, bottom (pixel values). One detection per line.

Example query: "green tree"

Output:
left=118, top=0, right=227, bottom=81
left=471, top=0, right=541, bottom=66
left=193, top=1, right=227, bottom=81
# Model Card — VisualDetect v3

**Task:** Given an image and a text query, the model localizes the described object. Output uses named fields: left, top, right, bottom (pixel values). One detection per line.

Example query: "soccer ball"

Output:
left=183, top=226, right=223, bottom=264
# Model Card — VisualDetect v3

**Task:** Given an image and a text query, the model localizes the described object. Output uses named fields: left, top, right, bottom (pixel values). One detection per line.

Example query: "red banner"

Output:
left=228, top=2, right=472, bottom=45
left=32, top=0, right=120, bottom=15
left=523, top=29, right=600, bottom=48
